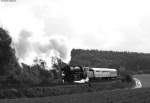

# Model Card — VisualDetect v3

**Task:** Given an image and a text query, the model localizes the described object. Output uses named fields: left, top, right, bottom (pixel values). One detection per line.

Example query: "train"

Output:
left=61, top=66, right=119, bottom=83
left=86, top=67, right=118, bottom=79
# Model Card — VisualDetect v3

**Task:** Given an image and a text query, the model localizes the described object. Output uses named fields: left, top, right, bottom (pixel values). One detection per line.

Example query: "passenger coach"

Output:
left=86, top=68, right=118, bottom=79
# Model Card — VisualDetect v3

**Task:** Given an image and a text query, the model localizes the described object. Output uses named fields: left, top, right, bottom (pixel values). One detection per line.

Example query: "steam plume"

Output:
left=13, top=30, right=71, bottom=68
left=0, top=3, right=71, bottom=69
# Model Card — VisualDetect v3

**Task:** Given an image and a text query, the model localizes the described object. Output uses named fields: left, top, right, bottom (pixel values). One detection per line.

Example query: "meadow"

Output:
left=0, top=80, right=132, bottom=99
left=1, top=87, right=150, bottom=103
left=1, top=74, right=150, bottom=103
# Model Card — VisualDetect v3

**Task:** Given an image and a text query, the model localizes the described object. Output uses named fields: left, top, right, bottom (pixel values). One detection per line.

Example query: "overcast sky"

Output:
left=1, top=0, right=150, bottom=53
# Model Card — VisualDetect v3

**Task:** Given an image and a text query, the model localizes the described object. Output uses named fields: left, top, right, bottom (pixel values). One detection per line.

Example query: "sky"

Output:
left=1, top=0, right=150, bottom=65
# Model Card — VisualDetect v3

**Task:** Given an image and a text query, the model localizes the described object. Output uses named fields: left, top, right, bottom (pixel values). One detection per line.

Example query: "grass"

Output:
left=0, top=80, right=132, bottom=99
left=2, top=74, right=150, bottom=103
left=1, top=88, right=150, bottom=103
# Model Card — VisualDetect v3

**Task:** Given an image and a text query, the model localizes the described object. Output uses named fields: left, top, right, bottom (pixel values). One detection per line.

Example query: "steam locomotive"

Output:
left=62, top=66, right=119, bottom=83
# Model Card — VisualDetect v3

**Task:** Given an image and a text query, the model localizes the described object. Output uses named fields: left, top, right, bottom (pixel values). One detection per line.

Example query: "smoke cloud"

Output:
left=14, top=31, right=71, bottom=68
left=0, top=1, right=71, bottom=68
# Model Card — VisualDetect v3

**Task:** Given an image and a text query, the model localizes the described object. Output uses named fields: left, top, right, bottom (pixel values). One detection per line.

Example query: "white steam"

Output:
left=14, top=31, right=71, bottom=68
left=0, top=2, right=71, bottom=68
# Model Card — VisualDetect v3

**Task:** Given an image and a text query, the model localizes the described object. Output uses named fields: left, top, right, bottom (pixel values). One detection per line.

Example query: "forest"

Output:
left=70, top=49, right=150, bottom=74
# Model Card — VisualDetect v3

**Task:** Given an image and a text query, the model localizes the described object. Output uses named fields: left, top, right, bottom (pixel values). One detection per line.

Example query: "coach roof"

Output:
left=91, top=68, right=117, bottom=72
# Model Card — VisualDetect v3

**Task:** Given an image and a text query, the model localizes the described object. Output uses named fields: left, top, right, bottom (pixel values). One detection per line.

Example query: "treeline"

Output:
left=70, top=49, right=150, bottom=74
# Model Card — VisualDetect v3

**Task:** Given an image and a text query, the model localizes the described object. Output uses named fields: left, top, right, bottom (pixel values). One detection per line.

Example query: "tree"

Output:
left=0, top=27, right=19, bottom=76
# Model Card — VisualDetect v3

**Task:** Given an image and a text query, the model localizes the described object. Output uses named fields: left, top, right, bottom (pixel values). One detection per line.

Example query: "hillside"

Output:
left=70, top=49, right=150, bottom=74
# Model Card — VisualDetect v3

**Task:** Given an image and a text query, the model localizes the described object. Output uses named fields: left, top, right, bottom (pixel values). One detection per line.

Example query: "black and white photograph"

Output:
left=0, top=0, right=150, bottom=103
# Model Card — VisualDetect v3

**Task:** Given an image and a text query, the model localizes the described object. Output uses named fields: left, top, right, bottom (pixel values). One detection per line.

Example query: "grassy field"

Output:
left=1, top=88, right=150, bottom=103
left=0, top=80, right=131, bottom=99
